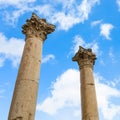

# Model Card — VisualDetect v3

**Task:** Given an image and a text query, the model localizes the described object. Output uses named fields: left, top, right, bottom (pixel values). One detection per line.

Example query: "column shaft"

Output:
left=80, top=67, right=99, bottom=120
left=8, top=35, right=43, bottom=120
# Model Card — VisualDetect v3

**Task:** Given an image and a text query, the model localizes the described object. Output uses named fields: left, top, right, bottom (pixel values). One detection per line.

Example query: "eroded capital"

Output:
left=72, top=46, right=96, bottom=69
left=22, top=13, right=55, bottom=40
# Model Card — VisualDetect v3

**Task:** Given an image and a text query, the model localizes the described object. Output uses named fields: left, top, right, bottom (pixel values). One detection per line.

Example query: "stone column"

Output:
left=8, top=13, right=55, bottom=120
left=72, top=46, right=99, bottom=120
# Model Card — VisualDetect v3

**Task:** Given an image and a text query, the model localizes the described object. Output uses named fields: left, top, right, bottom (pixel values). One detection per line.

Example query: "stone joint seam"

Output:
left=18, top=78, right=39, bottom=84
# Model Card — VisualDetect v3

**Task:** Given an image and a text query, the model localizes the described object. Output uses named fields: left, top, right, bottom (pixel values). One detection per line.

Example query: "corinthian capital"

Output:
left=72, top=46, right=96, bottom=69
left=22, top=13, right=55, bottom=40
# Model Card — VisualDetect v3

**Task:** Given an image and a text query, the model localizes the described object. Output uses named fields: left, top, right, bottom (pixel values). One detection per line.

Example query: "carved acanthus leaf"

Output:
left=22, top=13, right=55, bottom=39
left=72, top=46, right=96, bottom=68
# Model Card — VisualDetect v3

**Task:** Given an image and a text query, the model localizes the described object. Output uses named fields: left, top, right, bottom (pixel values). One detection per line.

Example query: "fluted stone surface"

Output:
left=8, top=13, right=55, bottom=120
left=72, top=46, right=99, bottom=120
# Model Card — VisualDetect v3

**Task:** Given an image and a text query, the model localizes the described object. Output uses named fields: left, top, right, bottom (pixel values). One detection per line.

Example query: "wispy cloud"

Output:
left=91, top=20, right=102, bottom=27
left=0, top=32, right=24, bottom=67
left=72, top=35, right=85, bottom=53
left=71, top=35, right=99, bottom=56
left=37, top=69, right=120, bottom=120
left=3, top=4, right=55, bottom=26
left=0, top=0, right=100, bottom=31
left=116, top=0, right=120, bottom=11
left=0, top=0, right=35, bottom=7
left=109, top=47, right=116, bottom=63
left=110, top=77, right=120, bottom=88
left=42, top=54, right=55, bottom=64
left=0, top=89, right=5, bottom=98
left=0, top=0, right=36, bottom=25
left=100, top=23, right=114, bottom=40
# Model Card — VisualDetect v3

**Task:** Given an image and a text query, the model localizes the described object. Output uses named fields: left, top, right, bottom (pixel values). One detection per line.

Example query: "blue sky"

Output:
left=0, top=0, right=120, bottom=120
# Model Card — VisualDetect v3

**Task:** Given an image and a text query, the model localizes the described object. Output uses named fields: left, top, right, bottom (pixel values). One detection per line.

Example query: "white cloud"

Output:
left=0, top=0, right=100, bottom=31
left=95, top=73, right=120, bottom=120
left=72, top=35, right=85, bottom=53
left=0, top=57, right=5, bottom=67
left=117, top=0, right=120, bottom=11
left=34, top=5, right=54, bottom=17
left=50, top=12, right=80, bottom=31
left=91, top=21, right=114, bottom=41
left=4, top=9, right=26, bottom=26
left=0, top=32, right=54, bottom=67
left=50, top=0, right=100, bottom=30
left=91, top=20, right=102, bottom=27
left=37, top=69, right=80, bottom=115
left=0, top=0, right=35, bottom=6
left=37, top=69, right=120, bottom=120
left=71, top=35, right=99, bottom=55
left=0, top=32, right=24, bottom=67
left=0, top=0, right=36, bottom=25
left=77, top=0, right=100, bottom=19
left=42, top=54, right=55, bottom=64
left=100, top=23, right=114, bottom=40
left=4, top=4, right=54, bottom=26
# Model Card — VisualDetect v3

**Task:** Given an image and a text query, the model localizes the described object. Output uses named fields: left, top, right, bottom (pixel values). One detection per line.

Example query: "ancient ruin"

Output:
left=72, top=46, right=99, bottom=120
left=8, top=13, right=55, bottom=120
left=8, top=12, right=99, bottom=120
